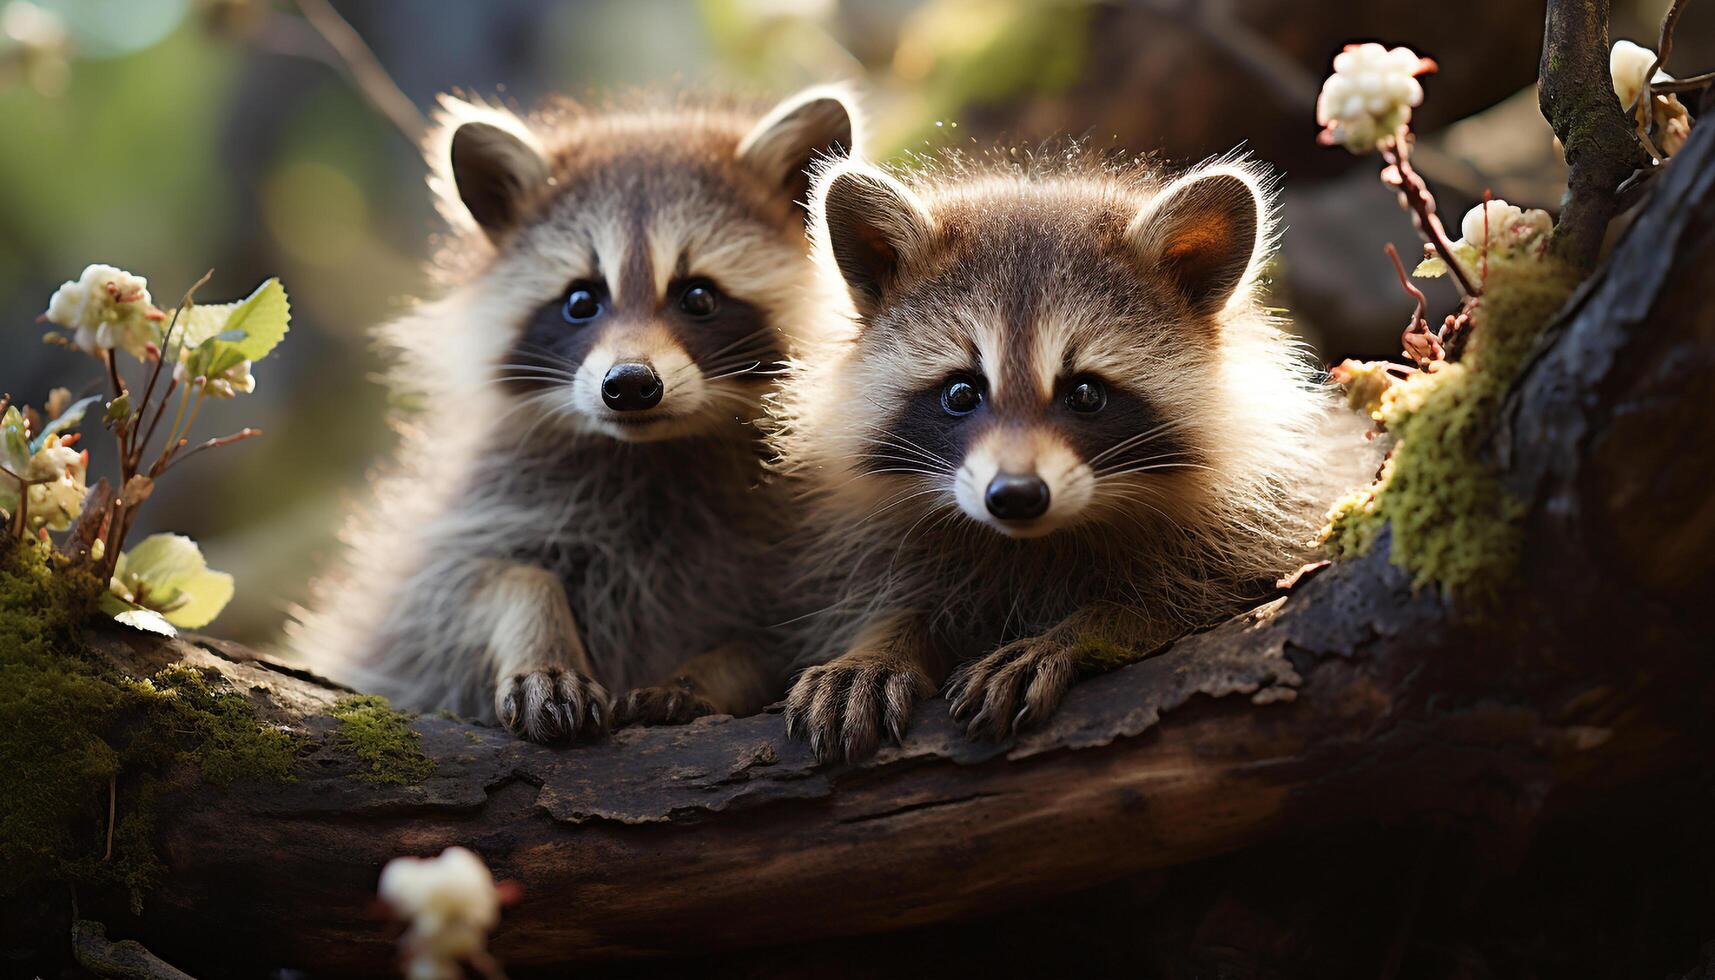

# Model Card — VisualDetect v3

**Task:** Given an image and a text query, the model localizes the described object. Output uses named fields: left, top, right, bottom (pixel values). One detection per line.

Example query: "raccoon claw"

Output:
left=784, top=661, right=927, bottom=765
left=947, top=641, right=1076, bottom=741
left=496, top=667, right=611, bottom=744
left=613, top=684, right=717, bottom=728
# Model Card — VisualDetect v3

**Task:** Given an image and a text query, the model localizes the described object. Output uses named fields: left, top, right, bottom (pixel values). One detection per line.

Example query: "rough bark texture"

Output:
left=1539, top=0, right=1653, bottom=270
left=55, top=103, right=1715, bottom=980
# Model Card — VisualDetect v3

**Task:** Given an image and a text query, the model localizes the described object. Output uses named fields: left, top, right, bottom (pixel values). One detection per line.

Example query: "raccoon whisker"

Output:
left=694, top=326, right=777, bottom=365
left=1095, top=460, right=1215, bottom=479
left=700, top=362, right=765, bottom=383
left=861, top=432, right=954, bottom=470
left=1091, top=447, right=1202, bottom=474
left=854, top=454, right=951, bottom=475
left=851, top=485, right=955, bottom=532
left=489, top=375, right=579, bottom=388
left=1085, top=417, right=1200, bottom=468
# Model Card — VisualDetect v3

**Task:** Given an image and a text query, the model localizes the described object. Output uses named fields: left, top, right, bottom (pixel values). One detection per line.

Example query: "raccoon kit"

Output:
left=776, top=157, right=1368, bottom=763
left=291, top=88, right=857, bottom=742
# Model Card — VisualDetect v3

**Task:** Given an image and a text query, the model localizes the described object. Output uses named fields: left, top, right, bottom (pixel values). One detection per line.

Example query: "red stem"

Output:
left=1380, top=130, right=1482, bottom=301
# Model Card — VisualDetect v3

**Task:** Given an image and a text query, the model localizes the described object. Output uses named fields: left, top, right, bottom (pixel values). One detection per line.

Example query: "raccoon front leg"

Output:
left=947, top=604, right=1157, bottom=741
left=613, top=645, right=774, bottom=727
left=785, top=612, right=945, bottom=765
left=477, top=562, right=611, bottom=743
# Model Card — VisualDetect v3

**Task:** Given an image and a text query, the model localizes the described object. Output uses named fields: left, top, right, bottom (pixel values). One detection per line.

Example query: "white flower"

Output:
left=42, top=263, right=164, bottom=359
left=1609, top=39, right=1691, bottom=156
left=379, top=847, right=503, bottom=980
left=22, top=435, right=88, bottom=532
left=1458, top=200, right=1553, bottom=251
left=1415, top=199, right=1554, bottom=279
left=1610, top=40, right=1668, bottom=110
left=1316, top=43, right=1437, bottom=154
left=173, top=357, right=256, bottom=398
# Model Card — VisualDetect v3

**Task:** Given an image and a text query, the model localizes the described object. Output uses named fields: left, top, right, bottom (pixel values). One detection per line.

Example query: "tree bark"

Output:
left=79, top=118, right=1715, bottom=978
left=1539, top=0, right=1653, bottom=270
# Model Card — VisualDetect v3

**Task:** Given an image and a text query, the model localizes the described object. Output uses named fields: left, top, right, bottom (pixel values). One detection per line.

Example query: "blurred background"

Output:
left=0, top=0, right=1705, bottom=645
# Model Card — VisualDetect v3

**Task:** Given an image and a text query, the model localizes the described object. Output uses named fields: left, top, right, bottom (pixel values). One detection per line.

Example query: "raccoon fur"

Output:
left=288, top=88, right=859, bottom=742
left=773, top=153, right=1373, bottom=763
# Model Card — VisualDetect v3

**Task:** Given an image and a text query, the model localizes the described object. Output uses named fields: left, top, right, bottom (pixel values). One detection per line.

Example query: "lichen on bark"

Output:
left=0, top=536, right=298, bottom=911
left=1322, top=255, right=1580, bottom=598
left=330, top=694, right=436, bottom=784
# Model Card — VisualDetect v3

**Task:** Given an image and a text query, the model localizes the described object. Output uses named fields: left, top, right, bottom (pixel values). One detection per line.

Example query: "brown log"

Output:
left=82, top=96, right=1715, bottom=980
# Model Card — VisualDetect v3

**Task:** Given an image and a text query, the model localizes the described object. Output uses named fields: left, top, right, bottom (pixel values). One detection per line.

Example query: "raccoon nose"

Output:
left=985, top=473, right=1051, bottom=522
left=601, top=362, right=663, bottom=411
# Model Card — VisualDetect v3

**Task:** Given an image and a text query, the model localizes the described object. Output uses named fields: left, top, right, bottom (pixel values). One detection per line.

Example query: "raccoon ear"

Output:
left=428, top=96, right=550, bottom=242
left=814, top=162, right=934, bottom=316
left=739, top=87, right=858, bottom=213
left=447, top=121, right=551, bottom=241
left=1125, top=168, right=1265, bottom=317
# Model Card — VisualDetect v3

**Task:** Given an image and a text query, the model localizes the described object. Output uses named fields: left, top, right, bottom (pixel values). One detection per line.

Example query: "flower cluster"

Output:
left=379, top=847, right=505, bottom=980
left=1415, top=199, right=1553, bottom=279
left=1316, top=43, right=1437, bottom=154
left=1609, top=39, right=1691, bottom=157
left=0, top=400, right=90, bottom=533
left=18, top=263, right=289, bottom=637
left=42, top=263, right=166, bottom=359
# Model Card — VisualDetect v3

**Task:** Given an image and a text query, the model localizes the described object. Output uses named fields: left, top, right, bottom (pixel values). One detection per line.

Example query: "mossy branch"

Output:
left=1538, top=0, right=1651, bottom=271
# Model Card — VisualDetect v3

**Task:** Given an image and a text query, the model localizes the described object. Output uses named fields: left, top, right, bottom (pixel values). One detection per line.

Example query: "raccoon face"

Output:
left=438, top=90, right=855, bottom=442
left=811, top=161, right=1265, bottom=539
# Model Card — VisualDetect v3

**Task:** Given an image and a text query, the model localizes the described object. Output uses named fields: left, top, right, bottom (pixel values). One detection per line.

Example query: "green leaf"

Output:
left=1, top=406, right=30, bottom=476
left=160, top=566, right=234, bottom=629
left=104, top=393, right=133, bottom=425
left=31, top=394, right=102, bottom=452
left=1412, top=256, right=1449, bottom=278
left=219, top=278, right=290, bottom=363
left=113, top=532, right=234, bottom=630
left=174, top=300, right=242, bottom=352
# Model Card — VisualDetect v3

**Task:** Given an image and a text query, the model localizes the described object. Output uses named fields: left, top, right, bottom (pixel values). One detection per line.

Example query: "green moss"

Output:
left=1323, top=256, right=1580, bottom=599
left=0, top=536, right=298, bottom=913
left=144, top=665, right=297, bottom=786
left=1070, top=635, right=1142, bottom=672
left=330, top=695, right=434, bottom=785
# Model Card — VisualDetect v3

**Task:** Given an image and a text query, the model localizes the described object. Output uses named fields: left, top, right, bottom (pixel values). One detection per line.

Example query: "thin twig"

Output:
left=1385, top=244, right=1444, bottom=367
left=162, top=428, right=262, bottom=473
left=104, top=775, right=116, bottom=862
left=130, top=271, right=211, bottom=473
left=286, top=0, right=425, bottom=144
left=1653, top=70, right=1715, bottom=93
left=1380, top=130, right=1481, bottom=301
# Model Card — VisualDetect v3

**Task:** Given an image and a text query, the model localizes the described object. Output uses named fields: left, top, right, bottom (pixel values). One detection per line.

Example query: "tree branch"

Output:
left=1539, top=0, right=1651, bottom=271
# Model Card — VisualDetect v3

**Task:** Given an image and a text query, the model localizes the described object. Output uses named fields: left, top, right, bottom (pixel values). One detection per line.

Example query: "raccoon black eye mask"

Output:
left=772, top=157, right=1369, bottom=764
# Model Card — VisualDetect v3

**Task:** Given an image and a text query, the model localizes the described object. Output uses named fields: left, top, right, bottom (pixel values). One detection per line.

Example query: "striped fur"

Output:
left=773, top=152, right=1373, bottom=762
left=288, top=88, right=858, bottom=741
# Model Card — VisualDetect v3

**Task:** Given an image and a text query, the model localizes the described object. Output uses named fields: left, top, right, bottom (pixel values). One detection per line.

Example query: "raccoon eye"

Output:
left=1065, top=377, right=1107, bottom=414
left=940, top=375, right=982, bottom=416
left=680, top=281, right=720, bottom=319
left=562, top=285, right=601, bottom=324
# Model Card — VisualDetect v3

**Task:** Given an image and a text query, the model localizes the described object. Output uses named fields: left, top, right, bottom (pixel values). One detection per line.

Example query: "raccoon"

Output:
left=774, top=155, right=1370, bottom=763
left=289, top=88, right=858, bottom=742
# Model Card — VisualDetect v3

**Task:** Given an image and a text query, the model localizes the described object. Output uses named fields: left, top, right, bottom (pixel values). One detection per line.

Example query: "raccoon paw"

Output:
left=947, top=640, right=1076, bottom=741
left=495, top=667, right=611, bottom=743
left=784, top=662, right=927, bottom=765
left=613, top=684, right=717, bottom=728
